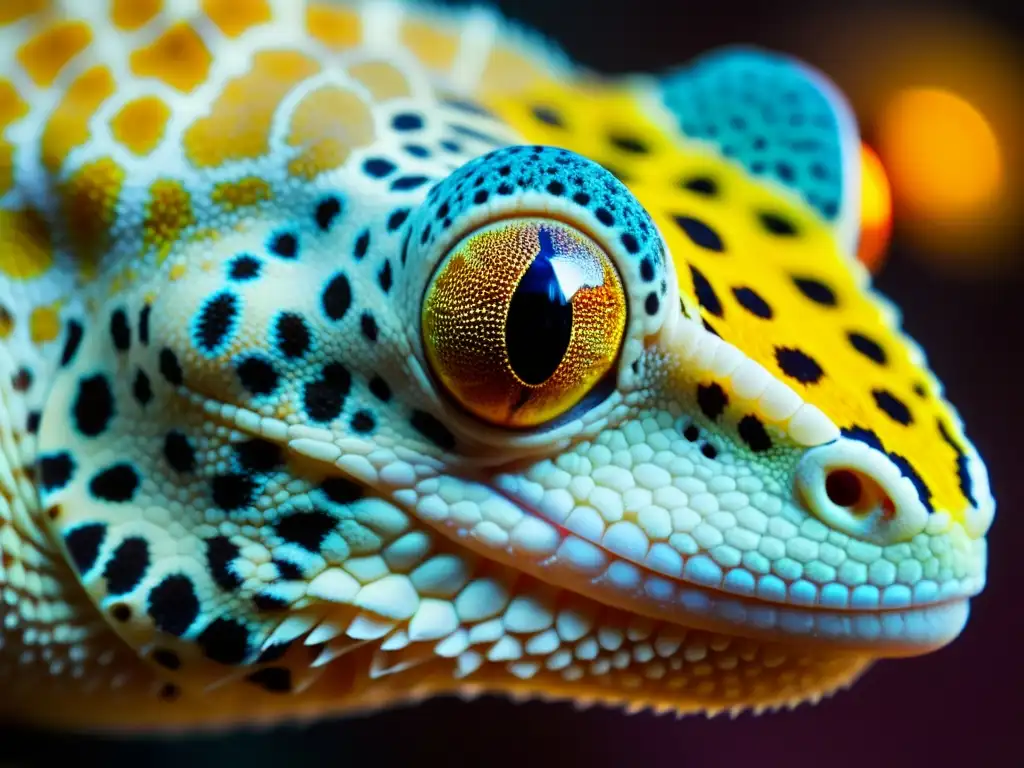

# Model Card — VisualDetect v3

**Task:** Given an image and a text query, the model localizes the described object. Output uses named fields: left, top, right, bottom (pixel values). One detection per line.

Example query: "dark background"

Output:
left=2, top=1, right=1020, bottom=766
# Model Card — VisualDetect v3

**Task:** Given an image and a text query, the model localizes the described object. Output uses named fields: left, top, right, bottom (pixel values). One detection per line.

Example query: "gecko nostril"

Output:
left=825, top=469, right=862, bottom=507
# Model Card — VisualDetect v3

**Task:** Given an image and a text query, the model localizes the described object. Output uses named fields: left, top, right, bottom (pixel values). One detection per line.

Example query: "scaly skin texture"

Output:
left=0, top=0, right=993, bottom=732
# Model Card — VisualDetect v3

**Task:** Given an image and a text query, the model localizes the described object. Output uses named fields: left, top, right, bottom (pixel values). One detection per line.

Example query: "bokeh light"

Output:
left=877, top=88, right=1003, bottom=219
left=857, top=142, right=892, bottom=272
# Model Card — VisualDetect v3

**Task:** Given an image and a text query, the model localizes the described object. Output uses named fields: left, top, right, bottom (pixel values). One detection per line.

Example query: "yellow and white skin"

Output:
left=0, top=0, right=993, bottom=732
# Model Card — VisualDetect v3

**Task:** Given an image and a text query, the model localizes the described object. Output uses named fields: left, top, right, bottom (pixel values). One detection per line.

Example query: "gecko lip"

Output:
left=486, top=482, right=976, bottom=657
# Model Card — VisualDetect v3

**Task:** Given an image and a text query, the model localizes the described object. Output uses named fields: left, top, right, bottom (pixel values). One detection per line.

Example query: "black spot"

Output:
left=404, top=144, right=430, bottom=158
left=697, top=383, right=728, bottom=421
left=873, top=388, right=913, bottom=425
left=391, top=175, right=429, bottom=191
left=363, top=158, right=395, bottom=178
left=275, top=509, right=336, bottom=551
left=378, top=260, right=393, bottom=293
left=621, top=232, right=639, bottom=254
left=703, top=319, right=721, bottom=337
left=387, top=208, right=410, bottom=230
left=609, top=133, right=648, bottom=154
left=206, top=535, right=242, bottom=591
left=269, top=231, right=298, bottom=259
left=683, top=424, right=700, bottom=442
left=321, top=476, right=364, bottom=504
left=110, top=309, right=131, bottom=352
left=235, top=438, right=282, bottom=473
left=273, top=559, right=303, bottom=581
left=889, top=452, right=933, bottom=512
left=848, top=331, right=887, bottom=365
left=246, top=667, right=292, bottom=694
left=369, top=375, right=392, bottom=402
left=392, top=113, right=423, bottom=131
left=111, top=603, right=131, bottom=622
left=775, top=346, right=824, bottom=384
left=738, top=415, right=772, bottom=452
left=159, top=348, right=183, bottom=386
left=138, top=304, right=152, bottom=345
left=211, top=472, right=257, bottom=511
left=546, top=180, right=565, bottom=196
left=732, top=286, right=773, bottom=319
left=354, top=230, right=370, bottom=259
left=39, top=452, right=75, bottom=491
left=758, top=211, right=799, bottom=236
left=102, top=536, right=149, bottom=595
left=163, top=431, right=195, bottom=473
left=147, top=574, right=200, bottom=637
left=701, top=442, right=718, bottom=459
left=497, top=182, right=513, bottom=195
left=792, top=276, right=837, bottom=307
left=689, top=265, right=724, bottom=317
left=505, top=228, right=573, bottom=385
left=314, top=196, right=342, bottom=231
left=253, top=592, right=288, bottom=612
left=640, top=258, right=655, bottom=282
left=11, top=367, right=31, bottom=391
left=234, top=356, right=279, bottom=397
left=159, top=684, right=181, bottom=701
left=531, top=106, right=564, bottom=127
left=473, top=189, right=489, bottom=204
left=133, top=369, right=152, bottom=406
left=674, top=215, right=724, bottom=252
left=841, top=425, right=885, bottom=453
left=360, top=312, right=378, bottom=342
left=61, top=320, right=84, bottom=367
left=913, top=382, right=928, bottom=398
left=152, top=649, right=181, bottom=671
left=937, top=418, right=977, bottom=507
left=197, top=617, right=250, bottom=665
left=89, top=463, right=140, bottom=503
left=229, top=254, right=261, bottom=281
left=275, top=312, right=311, bottom=359
left=572, top=191, right=590, bottom=206
left=411, top=410, right=456, bottom=451
left=596, top=208, right=614, bottom=226
left=351, top=410, right=375, bottom=434
left=64, top=523, right=106, bottom=575
left=195, top=291, right=238, bottom=353
left=73, top=374, right=114, bottom=437
left=322, top=273, right=352, bottom=321
left=645, top=292, right=660, bottom=315
left=26, top=411, right=41, bottom=434
left=303, top=363, right=350, bottom=423
left=682, top=176, right=718, bottom=196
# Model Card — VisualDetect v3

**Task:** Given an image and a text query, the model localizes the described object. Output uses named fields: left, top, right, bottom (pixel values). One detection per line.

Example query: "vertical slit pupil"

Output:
left=505, top=228, right=573, bottom=386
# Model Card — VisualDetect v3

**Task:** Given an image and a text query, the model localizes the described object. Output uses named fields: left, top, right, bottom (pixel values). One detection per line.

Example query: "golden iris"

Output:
left=422, top=218, right=627, bottom=428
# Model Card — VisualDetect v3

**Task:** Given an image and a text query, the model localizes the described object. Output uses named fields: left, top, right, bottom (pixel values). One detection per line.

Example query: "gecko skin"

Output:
left=0, top=0, right=994, bottom=732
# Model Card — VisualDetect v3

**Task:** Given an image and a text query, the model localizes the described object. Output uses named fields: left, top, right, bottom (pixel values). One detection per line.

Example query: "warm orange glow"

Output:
left=857, top=143, right=892, bottom=272
left=878, top=88, right=1003, bottom=219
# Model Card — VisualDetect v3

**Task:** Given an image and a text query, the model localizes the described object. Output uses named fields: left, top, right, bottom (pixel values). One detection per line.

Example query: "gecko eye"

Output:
left=422, top=218, right=627, bottom=428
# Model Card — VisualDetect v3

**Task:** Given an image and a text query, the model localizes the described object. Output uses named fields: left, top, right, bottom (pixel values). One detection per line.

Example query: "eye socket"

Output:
left=422, top=218, right=627, bottom=428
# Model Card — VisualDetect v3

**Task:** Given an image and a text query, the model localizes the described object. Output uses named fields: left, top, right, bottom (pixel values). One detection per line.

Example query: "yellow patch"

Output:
left=201, top=0, right=271, bottom=38
left=480, top=45, right=558, bottom=94
left=347, top=60, right=412, bottom=102
left=400, top=19, right=458, bottom=72
left=0, top=142, right=14, bottom=196
left=0, top=79, right=28, bottom=196
left=40, top=65, right=116, bottom=173
left=111, top=0, right=161, bottom=31
left=483, top=81, right=975, bottom=522
left=57, top=156, right=125, bottom=277
left=183, top=51, right=319, bottom=168
left=210, top=177, right=272, bottom=211
left=16, top=20, right=92, bottom=87
left=168, top=262, right=187, bottom=281
left=285, top=85, right=374, bottom=180
left=109, top=95, right=171, bottom=156
left=0, top=304, right=12, bottom=338
left=0, top=0, right=46, bottom=25
left=306, top=4, right=361, bottom=49
left=29, top=302, right=61, bottom=344
left=0, top=208, right=53, bottom=280
left=130, top=22, right=212, bottom=93
left=143, top=179, right=196, bottom=261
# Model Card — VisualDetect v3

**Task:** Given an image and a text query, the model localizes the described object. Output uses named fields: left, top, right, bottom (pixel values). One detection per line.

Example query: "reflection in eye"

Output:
left=422, top=218, right=627, bottom=428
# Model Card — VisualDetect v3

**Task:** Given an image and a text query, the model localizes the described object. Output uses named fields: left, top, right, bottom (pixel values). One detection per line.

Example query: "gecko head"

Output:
left=37, top=96, right=991, bottom=714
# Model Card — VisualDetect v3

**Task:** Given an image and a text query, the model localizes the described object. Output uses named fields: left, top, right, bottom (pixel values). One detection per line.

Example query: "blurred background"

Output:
left=2, top=0, right=1021, bottom=765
